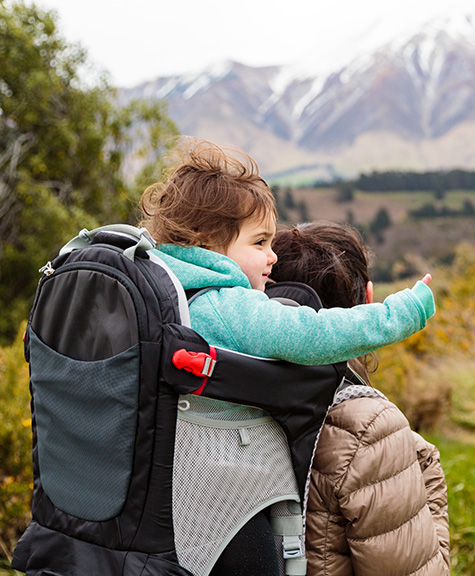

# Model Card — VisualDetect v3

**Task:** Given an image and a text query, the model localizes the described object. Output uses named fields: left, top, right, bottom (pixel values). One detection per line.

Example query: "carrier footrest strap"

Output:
left=270, top=514, right=307, bottom=575
left=283, top=535, right=303, bottom=559
left=285, top=557, right=308, bottom=576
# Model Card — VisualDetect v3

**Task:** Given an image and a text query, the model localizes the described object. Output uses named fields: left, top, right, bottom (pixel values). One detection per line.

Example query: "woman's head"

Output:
left=271, top=221, right=371, bottom=308
left=140, top=138, right=276, bottom=250
left=271, top=221, right=375, bottom=381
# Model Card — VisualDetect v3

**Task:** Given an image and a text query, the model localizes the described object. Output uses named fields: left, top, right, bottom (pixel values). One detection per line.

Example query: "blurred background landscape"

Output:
left=0, top=0, right=474, bottom=574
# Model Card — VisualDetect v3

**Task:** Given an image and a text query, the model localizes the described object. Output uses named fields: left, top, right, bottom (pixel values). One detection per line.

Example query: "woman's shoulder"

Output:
left=326, top=386, right=409, bottom=438
left=313, top=388, right=413, bottom=480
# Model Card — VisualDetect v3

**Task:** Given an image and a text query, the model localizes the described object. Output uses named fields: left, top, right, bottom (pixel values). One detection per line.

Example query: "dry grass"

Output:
left=291, top=187, right=475, bottom=225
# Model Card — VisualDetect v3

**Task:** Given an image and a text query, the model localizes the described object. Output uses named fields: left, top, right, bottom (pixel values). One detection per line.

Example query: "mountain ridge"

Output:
left=120, top=10, right=475, bottom=181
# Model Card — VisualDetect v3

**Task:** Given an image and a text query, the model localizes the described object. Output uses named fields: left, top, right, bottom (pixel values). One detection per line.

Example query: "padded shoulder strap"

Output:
left=185, top=287, right=220, bottom=305
left=187, top=282, right=323, bottom=311
left=265, top=281, right=323, bottom=312
left=59, top=225, right=156, bottom=262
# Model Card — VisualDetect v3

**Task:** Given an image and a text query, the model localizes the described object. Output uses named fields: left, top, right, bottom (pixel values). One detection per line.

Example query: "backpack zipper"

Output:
left=35, top=261, right=150, bottom=341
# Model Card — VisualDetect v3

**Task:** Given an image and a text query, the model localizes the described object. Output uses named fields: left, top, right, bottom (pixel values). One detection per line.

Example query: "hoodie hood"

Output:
left=153, top=244, right=251, bottom=291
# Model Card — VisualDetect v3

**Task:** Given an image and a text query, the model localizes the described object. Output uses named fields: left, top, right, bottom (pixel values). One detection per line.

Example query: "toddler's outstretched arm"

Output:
left=194, top=280, right=436, bottom=366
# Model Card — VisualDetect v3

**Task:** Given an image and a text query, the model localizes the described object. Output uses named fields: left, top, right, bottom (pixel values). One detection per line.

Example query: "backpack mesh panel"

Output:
left=30, top=329, right=140, bottom=521
left=173, top=415, right=299, bottom=576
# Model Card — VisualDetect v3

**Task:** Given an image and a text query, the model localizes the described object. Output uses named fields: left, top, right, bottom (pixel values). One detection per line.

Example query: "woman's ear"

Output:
left=366, top=281, right=374, bottom=304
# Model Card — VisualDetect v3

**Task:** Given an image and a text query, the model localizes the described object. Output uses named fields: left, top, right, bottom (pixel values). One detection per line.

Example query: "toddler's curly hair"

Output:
left=140, top=138, right=276, bottom=249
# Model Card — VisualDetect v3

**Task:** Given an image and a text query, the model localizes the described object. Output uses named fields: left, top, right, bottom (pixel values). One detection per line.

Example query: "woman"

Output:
left=271, top=221, right=450, bottom=576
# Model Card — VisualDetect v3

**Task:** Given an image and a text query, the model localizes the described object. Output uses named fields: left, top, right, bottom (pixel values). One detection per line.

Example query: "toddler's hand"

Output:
left=421, top=274, right=432, bottom=285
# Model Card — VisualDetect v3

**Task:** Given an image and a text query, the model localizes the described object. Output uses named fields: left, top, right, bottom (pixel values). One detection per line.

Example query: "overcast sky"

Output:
left=31, top=0, right=475, bottom=87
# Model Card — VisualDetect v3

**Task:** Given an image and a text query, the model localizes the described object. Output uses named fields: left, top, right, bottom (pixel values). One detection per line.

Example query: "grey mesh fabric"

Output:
left=30, top=329, right=140, bottom=521
left=178, top=394, right=268, bottom=421
left=173, top=402, right=301, bottom=576
left=333, top=383, right=387, bottom=406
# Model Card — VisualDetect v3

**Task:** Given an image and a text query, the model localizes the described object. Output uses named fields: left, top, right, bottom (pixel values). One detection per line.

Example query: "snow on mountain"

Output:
left=120, top=9, right=475, bottom=177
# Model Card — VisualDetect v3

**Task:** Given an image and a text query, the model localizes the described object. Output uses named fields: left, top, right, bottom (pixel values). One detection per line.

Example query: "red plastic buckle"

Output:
left=172, top=349, right=216, bottom=378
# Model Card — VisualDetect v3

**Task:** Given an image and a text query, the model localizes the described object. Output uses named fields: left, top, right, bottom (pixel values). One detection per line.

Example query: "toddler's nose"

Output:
left=268, top=248, right=278, bottom=265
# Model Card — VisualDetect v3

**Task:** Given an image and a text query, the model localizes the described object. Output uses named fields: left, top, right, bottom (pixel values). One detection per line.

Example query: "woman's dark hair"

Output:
left=271, top=221, right=376, bottom=381
left=271, top=221, right=370, bottom=308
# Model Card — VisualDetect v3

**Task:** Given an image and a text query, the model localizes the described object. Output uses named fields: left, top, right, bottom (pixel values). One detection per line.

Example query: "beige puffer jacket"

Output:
left=305, top=390, right=450, bottom=576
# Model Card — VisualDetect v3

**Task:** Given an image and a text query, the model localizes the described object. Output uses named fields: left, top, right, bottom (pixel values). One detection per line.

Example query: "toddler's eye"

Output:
left=255, top=239, right=265, bottom=245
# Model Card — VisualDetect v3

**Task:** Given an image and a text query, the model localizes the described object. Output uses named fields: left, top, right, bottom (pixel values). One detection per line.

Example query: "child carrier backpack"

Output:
left=11, top=224, right=345, bottom=576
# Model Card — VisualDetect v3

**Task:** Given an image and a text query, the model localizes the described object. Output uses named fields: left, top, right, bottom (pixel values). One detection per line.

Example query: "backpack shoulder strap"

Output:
left=59, top=225, right=156, bottom=262
left=187, top=281, right=323, bottom=310
left=265, top=281, right=324, bottom=312
left=185, top=287, right=218, bottom=305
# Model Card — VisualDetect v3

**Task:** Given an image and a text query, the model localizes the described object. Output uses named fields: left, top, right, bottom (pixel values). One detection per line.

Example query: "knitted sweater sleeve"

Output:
left=192, top=281, right=435, bottom=365
left=305, top=398, right=450, bottom=576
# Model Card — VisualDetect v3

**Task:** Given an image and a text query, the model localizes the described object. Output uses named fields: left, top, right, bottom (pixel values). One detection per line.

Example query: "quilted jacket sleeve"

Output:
left=412, top=431, right=451, bottom=569
left=305, top=396, right=450, bottom=576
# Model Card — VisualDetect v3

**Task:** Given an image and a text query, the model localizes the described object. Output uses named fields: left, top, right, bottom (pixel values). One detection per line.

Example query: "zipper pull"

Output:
left=39, top=261, right=55, bottom=276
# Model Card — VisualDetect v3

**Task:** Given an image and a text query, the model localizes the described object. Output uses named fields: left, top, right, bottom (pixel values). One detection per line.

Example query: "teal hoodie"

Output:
left=155, top=244, right=435, bottom=365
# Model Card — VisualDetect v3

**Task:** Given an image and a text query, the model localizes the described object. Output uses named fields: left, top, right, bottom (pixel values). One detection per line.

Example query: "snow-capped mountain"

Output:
left=120, top=10, right=475, bottom=179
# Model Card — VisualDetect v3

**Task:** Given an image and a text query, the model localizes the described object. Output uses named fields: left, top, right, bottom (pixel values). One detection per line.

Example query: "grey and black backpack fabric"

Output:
left=11, top=225, right=345, bottom=576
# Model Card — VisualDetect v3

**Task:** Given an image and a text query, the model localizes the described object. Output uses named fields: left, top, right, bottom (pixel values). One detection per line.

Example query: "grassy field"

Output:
left=288, top=188, right=475, bottom=282
left=428, top=359, right=475, bottom=575
left=429, top=435, right=475, bottom=576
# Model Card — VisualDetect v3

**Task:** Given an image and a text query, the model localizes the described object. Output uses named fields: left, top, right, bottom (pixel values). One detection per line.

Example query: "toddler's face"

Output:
left=216, top=215, right=277, bottom=291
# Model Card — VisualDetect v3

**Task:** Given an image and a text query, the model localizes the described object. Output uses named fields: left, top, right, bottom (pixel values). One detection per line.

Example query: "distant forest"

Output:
left=328, top=169, right=475, bottom=193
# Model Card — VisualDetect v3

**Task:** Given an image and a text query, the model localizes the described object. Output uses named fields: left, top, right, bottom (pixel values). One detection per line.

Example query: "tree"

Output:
left=335, top=179, right=354, bottom=202
left=345, top=209, right=355, bottom=225
left=283, top=187, right=296, bottom=209
left=431, top=176, right=447, bottom=200
left=462, top=199, right=475, bottom=216
left=271, top=184, right=289, bottom=222
left=369, top=207, right=392, bottom=244
left=0, top=1, right=178, bottom=342
left=297, top=199, right=311, bottom=223
left=0, top=323, right=32, bottom=553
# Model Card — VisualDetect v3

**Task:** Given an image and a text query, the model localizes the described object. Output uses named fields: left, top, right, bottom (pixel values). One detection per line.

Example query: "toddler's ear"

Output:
left=206, top=245, right=226, bottom=255
left=366, top=281, right=374, bottom=304
left=196, top=234, right=212, bottom=250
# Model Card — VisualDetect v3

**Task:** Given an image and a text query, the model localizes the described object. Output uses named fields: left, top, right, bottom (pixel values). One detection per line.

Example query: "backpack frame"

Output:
left=12, top=225, right=345, bottom=576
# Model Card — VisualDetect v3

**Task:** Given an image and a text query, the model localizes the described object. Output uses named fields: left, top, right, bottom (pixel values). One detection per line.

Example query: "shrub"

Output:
left=372, top=243, right=475, bottom=432
left=0, top=324, right=32, bottom=557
